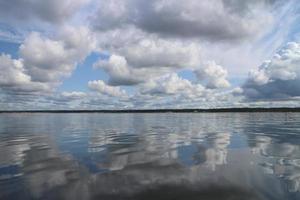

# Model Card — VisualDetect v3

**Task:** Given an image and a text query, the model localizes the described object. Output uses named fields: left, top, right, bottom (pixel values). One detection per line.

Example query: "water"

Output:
left=0, top=113, right=300, bottom=200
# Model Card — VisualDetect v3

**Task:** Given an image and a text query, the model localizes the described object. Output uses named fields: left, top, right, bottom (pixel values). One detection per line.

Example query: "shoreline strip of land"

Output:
left=1, top=107, right=300, bottom=113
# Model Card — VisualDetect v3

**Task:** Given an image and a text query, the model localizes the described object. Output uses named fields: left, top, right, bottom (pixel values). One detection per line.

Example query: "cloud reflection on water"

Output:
left=0, top=113, right=300, bottom=199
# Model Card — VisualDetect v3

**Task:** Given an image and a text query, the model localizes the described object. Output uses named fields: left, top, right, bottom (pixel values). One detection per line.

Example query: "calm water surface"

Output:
left=0, top=113, right=300, bottom=200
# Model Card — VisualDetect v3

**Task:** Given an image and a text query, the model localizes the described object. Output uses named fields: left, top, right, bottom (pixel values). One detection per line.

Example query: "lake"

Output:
left=0, top=113, right=300, bottom=200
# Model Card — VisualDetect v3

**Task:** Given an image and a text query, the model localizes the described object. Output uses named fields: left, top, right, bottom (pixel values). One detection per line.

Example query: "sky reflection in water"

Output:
left=0, top=113, right=300, bottom=200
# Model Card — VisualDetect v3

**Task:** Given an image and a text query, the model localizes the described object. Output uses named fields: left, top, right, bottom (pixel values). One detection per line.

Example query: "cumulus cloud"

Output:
left=61, top=91, right=87, bottom=100
left=47, top=92, right=88, bottom=108
left=0, top=0, right=298, bottom=109
left=195, top=61, right=231, bottom=89
left=88, top=80, right=127, bottom=97
left=243, top=42, right=300, bottom=99
left=91, top=0, right=296, bottom=82
left=117, top=38, right=202, bottom=69
left=92, top=0, right=275, bottom=41
left=0, top=0, right=89, bottom=24
left=88, top=0, right=295, bottom=108
left=0, top=54, right=51, bottom=93
left=0, top=54, right=30, bottom=86
left=140, top=73, right=204, bottom=97
left=20, top=26, right=95, bottom=83
left=94, top=35, right=202, bottom=86
left=0, top=26, right=95, bottom=96
left=94, top=53, right=179, bottom=86
left=94, top=55, right=146, bottom=86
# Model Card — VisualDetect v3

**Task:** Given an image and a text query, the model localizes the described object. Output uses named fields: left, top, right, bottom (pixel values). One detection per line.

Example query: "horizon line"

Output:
left=1, top=107, right=300, bottom=113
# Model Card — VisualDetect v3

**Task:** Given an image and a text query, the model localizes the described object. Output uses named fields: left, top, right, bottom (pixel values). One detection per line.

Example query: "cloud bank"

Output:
left=243, top=42, right=300, bottom=100
left=0, top=0, right=299, bottom=109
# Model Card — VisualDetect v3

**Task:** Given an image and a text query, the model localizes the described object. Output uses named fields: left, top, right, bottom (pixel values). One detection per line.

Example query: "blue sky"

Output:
left=0, top=0, right=300, bottom=110
left=58, top=52, right=108, bottom=92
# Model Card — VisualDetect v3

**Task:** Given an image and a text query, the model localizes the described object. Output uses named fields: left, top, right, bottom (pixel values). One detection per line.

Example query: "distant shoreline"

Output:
left=1, top=107, right=300, bottom=113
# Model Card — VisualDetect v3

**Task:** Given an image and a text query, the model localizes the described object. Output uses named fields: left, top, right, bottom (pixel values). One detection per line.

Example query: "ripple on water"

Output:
left=0, top=113, right=300, bottom=199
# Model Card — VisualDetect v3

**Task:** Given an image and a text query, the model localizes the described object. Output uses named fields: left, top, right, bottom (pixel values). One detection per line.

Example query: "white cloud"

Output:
left=90, top=0, right=297, bottom=81
left=0, top=54, right=30, bottom=86
left=94, top=34, right=203, bottom=86
left=94, top=55, right=145, bottom=86
left=248, top=69, right=270, bottom=86
left=118, top=38, right=202, bottom=69
left=88, top=80, right=127, bottom=97
left=61, top=91, right=87, bottom=100
left=0, top=54, right=52, bottom=93
left=0, top=26, right=95, bottom=96
left=0, top=0, right=299, bottom=109
left=243, top=42, right=300, bottom=99
left=94, top=54, right=171, bottom=86
left=20, top=26, right=95, bottom=83
left=195, top=61, right=231, bottom=89
left=140, top=73, right=205, bottom=97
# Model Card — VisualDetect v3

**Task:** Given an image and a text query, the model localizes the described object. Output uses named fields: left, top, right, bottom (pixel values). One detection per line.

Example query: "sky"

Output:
left=0, top=0, right=300, bottom=110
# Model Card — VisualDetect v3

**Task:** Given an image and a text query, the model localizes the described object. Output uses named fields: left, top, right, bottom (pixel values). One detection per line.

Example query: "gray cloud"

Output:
left=0, top=54, right=53, bottom=94
left=0, top=0, right=88, bottom=24
left=0, top=0, right=297, bottom=109
left=92, top=0, right=279, bottom=41
left=243, top=42, right=300, bottom=100
left=93, top=54, right=149, bottom=86
left=93, top=54, right=177, bottom=86
left=93, top=34, right=203, bottom=86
